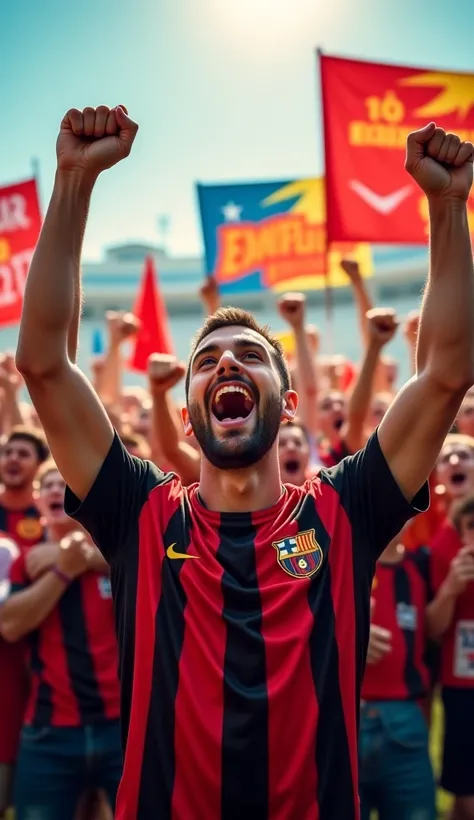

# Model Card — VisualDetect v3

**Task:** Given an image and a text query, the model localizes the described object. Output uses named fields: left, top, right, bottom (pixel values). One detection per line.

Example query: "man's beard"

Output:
left=188, top=393, right=282, bottom=470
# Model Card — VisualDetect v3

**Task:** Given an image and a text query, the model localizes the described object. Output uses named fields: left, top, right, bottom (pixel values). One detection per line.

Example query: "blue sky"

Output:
left=2, top=0, right=473, bottom=260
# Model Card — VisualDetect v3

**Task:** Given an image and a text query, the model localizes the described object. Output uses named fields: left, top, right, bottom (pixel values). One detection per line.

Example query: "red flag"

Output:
left=319, top=53, right=474, bottom=243
left=0, top=178, right=42, bottom=326
left=128, top=256, right=174, bottom=372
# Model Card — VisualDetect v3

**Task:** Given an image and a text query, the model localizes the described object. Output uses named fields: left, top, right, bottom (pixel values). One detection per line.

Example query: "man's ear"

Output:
left=281, top=389, right=298, bottom=422
left=181, top=405, right=193, bottom=437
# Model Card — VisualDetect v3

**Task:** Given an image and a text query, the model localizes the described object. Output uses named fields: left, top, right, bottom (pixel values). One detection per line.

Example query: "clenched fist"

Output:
left=106, top=310, right=140, bottom=347
left=445, top=545, right=474, bottom=597
left=366, top=623, right=392, bottom=665
left=56, top=105, right=138, bottom=176
left=366, top=308, right=398, bottom=348
left=340, top=259, right=361, bottom=282
left=148, top=353, right=186, bottom=395
left=278, top=293, right=306, bottom=330
left=56, top=531, right=93, bottom=581
left=405, top=123, right=474, bottom=201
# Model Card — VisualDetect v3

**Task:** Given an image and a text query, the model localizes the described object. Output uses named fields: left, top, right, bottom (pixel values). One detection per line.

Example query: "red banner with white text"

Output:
left=319, top=53, right=474, bottom=243
left=0, top=179, right=41, bottom=326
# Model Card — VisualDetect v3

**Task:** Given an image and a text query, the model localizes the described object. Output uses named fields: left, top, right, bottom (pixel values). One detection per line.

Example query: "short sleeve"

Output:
left=64, top=433, right=174, bottom=565
left=322, top=431, right=429, bottom=560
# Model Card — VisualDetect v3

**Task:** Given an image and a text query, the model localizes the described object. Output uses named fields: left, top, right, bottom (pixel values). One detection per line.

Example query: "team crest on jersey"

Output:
left=16, top=518, right=42, bottom=541
left=273, top=529, right=323, bottom=579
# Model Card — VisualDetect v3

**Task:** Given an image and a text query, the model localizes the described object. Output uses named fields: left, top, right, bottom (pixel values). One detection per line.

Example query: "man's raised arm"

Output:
left=378, top=123, right=474, bottom=501
left=16, top=105, right=139, bottom=501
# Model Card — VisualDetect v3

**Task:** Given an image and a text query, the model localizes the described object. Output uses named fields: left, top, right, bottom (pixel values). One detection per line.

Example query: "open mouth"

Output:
left=333, top=417, right=344, bottom=431
left=283, top=459, right=301, bottom=475
left=450, top=472, right=467, bottom=487
left=48, top=502, right=64, bottom=513
left=211, top=383, right=256, bottom=424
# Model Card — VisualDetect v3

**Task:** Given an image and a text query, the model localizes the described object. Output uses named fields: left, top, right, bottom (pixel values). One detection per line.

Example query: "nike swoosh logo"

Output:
left=349, top=181, right=413, bottom=215
left=166, top=543, right=200, bottom=560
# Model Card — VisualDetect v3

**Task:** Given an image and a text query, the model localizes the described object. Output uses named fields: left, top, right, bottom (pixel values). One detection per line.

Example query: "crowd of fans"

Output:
left=0, top=261, right=473, bottom=819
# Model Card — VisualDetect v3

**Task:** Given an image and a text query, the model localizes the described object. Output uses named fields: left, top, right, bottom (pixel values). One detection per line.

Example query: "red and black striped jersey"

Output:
left=318, top=439, right=350, bottom=469
left=431, top=522, right=474, bottom=688
left=65, top=431, right=428, bottom=820
left=362, top=547, right=433, bottom=702
left=0, top=504, right=42, bottom=764
left=9, top=555, right=120, bottom=727
left=0, top=502, right=43, bottom=550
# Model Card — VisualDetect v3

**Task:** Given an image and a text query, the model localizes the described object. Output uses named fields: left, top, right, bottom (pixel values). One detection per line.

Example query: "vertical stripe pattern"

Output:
left=172, top=512, right=226, bottom=820
left=57, top=582, right=105, bottom=723
left=305, top=492, right=358, bottom=820
left=115, top=494, right=167, bottom=820
left=219, top=513, right=269, bottom=820
left=394, top=565, right=424, bottom=698
left=137, top=501, right=191, bottom=819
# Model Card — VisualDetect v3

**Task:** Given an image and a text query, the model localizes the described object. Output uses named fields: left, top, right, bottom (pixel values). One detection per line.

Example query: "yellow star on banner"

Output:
left=260, top=179, right=325, bottom=225
left=399, top=72, right=474, bottom=119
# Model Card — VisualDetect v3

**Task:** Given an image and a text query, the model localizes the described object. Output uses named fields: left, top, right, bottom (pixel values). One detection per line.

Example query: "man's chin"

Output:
left=4, top=479, right=26, bottom=491
left=203, top=437, right=263, bottom=470
left=447, top=482, right=469, bottom=498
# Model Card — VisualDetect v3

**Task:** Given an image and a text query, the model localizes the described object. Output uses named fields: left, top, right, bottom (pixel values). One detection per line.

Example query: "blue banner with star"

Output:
left=196, top=179, right=372, bottom=295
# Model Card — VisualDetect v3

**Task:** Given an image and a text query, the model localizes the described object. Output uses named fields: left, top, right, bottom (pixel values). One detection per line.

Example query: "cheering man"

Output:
left=16, top=106, right=474, bottom=819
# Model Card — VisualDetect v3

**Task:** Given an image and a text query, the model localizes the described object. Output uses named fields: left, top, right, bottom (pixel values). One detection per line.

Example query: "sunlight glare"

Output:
left=208, top=0, right=321, bottom=45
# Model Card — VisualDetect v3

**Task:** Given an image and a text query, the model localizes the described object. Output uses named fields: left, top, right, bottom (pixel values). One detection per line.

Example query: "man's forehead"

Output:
left=193, top=325, right=271, bottom=357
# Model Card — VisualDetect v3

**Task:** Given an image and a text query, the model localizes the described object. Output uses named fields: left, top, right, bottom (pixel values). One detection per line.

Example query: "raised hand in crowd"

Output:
left=148, top=354, right=200, bottom=485
left=148, top=353, right=186, bottom=395
left=277, top=292, right=306, bottom=330
left=0, top=352, right=26, bottom=431
left=278, top=292, right=320, bottom=436
left=106, top=310, right=140, bottom=347
left=95, top=310, right=141, bottom=406
left=340, top=308, right=398, bottom=453
left=366, top=308, right=398, bottom=349
left=199, top=276, right=220, bottom=316
left=340, top=257, right=373, bottom=347
left=17, top=105, right=139, bottom=503
left=56, top=105, right=138, bottom=177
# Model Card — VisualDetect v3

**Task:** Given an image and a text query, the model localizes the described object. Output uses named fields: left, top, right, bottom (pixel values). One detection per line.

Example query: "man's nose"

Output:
left=217, top=351, right=242, bottom=377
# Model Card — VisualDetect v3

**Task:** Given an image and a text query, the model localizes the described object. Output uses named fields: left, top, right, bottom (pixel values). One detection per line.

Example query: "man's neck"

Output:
left=198, top=450, right=283, bottom=513
left=0, top=486, right=35, bottom=511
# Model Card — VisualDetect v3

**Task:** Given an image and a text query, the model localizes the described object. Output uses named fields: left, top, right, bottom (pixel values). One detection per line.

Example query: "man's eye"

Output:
left=243, top=352, right=261, bottom=360
left=198, top=357, right=216, bottom=368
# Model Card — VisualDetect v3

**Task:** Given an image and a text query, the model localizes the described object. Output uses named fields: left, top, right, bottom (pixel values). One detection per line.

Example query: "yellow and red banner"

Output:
left=320, top=53, right=474, bottom=243
left=0, top=178, right=41, bottom=326
left=197, top=178, right=372, bottom=294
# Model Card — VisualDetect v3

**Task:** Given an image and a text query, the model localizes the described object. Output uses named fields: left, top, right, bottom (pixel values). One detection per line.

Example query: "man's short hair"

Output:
left=441, top=433, right=474, bottom=455
left=185, top=307, right=290, bottom=398
left=4, top=426, right=49, bottom=464
left=280, top=418, right=311, bottom=443
left=35, top=459, right=59, bottom=489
